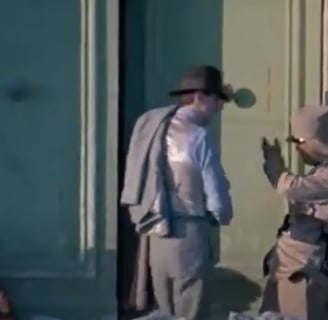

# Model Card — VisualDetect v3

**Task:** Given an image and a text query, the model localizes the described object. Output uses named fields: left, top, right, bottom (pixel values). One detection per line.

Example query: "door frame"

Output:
left=323, top=0, right=328, bottom=104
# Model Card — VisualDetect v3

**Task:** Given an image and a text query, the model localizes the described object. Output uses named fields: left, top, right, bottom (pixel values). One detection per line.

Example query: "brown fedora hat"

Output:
left=169, top=65, right=233, bottom=101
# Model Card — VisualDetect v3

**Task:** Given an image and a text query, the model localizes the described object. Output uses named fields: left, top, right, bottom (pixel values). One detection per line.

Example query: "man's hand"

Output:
left=262, top=137, right=283, bottom=161
left=207, top=214, right=220, bottom=227
left=206, top=211, right=231, bottom=226
left=262, top=137, right=287, bottom=187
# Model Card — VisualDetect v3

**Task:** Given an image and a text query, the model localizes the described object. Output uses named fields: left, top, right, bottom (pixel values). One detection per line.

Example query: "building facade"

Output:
left=0, top=0, right=324, bottom=319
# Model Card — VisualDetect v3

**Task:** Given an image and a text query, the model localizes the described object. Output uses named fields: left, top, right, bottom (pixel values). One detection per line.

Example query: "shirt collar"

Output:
left=176, top=106, right=206, bottom=126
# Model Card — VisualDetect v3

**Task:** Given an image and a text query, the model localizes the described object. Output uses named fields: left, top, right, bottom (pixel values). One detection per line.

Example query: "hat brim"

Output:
left=168, top=86, right=232, bottom=102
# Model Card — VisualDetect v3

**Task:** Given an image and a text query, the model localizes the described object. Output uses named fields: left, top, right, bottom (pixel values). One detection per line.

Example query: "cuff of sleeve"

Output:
left=276, top=171, right=291, bottom=193
left=211, top=211, right=231, bottom=226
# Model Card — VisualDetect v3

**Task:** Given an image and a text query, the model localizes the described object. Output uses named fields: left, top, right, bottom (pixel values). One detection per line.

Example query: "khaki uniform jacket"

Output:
left=269, top=164, right=328, bottom=288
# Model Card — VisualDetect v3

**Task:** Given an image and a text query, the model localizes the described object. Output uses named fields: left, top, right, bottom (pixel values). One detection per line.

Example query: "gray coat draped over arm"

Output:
left=120, top=104, right=178, bottom=232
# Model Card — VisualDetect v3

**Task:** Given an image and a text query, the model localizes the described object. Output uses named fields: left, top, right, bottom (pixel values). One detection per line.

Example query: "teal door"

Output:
left=0, top=1, right=118, bottom=319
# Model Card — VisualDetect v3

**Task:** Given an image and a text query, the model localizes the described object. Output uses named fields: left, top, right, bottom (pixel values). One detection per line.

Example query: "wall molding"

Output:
left=105, top=0, right=119, bottom=251
left=286, top=0, right=322, bottom=174
left=0, top=0, right=119, bottom=279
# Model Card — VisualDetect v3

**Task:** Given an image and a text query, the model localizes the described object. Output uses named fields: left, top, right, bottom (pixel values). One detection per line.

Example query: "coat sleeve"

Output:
left=196, top=131, right=233, bottom=225
left=276, top=166, right=328, bottom=202
left=120, top=115, right=148, bottom=206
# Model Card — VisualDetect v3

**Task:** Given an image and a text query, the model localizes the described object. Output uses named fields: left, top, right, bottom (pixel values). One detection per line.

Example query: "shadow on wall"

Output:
left=232, top=88, right=257, bottom=109
left=208, top=267, right=262, bottom=318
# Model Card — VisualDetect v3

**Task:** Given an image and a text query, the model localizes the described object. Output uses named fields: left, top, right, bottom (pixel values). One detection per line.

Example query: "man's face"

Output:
left=194, top=92, right=224, bottom=119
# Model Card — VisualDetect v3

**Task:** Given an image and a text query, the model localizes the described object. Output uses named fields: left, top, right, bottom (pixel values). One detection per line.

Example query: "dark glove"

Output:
left=262, top=137, right=287, bottom=187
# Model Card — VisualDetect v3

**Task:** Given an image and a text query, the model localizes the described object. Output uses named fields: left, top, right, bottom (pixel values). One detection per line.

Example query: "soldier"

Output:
left=121, top=66, right=234, bottom=319
left=260, top=106, right=328, bottom=319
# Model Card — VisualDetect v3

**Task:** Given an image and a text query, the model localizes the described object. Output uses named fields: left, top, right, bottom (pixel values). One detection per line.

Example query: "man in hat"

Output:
left=260, top=106, right=328, bottom=319
left=121, top=65, right=234, bottom=319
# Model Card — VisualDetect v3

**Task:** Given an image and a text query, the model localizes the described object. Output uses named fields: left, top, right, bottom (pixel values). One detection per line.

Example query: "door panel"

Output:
left=0, top=0, right=117, bottom=318
left=0, top=0, right=83, bottom=276
left=220, top=0, right=288, bottom=273
left=220, top=0, right=322, bottom=278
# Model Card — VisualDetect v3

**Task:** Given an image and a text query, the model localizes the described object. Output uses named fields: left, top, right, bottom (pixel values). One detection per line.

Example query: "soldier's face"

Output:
left=296, top=143, right=321, bottom=166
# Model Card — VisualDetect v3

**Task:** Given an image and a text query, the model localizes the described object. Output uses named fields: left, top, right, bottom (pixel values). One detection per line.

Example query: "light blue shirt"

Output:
left=152, top=106, right=233, bottom=225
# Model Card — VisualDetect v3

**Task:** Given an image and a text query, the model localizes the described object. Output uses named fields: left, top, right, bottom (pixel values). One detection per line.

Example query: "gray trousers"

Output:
left=149, top=219, right=211, bottom=320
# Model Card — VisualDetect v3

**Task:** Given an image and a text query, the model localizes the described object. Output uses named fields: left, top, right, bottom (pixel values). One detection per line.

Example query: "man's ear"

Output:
left=193, top=92, right=201, bottom=105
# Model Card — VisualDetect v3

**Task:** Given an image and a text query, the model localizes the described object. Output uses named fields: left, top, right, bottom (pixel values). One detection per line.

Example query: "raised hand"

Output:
left=261, top=137, right=286, bottom=187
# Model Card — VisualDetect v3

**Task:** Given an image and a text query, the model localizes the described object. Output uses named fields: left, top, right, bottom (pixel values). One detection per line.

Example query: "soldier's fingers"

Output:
left=273, top=138, right=282, bottom=151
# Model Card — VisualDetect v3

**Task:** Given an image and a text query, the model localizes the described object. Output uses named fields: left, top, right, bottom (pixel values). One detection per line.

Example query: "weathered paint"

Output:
left=0, top=0, right=118, bottom=318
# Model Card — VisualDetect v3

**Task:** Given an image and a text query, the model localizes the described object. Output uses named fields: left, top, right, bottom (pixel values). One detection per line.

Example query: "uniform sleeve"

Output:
left=276, top=166, right=328, bottom=202
left=195, top=131, right=233, bottom=225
